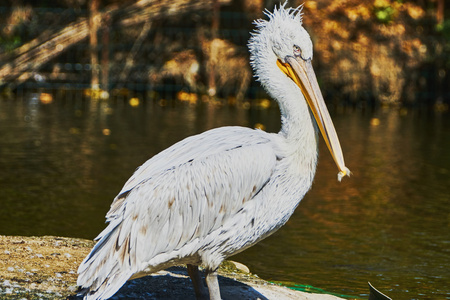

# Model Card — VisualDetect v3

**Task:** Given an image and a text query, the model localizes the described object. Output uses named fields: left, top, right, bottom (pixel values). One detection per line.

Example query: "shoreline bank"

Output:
left=0, top=235, right=344, bottom=299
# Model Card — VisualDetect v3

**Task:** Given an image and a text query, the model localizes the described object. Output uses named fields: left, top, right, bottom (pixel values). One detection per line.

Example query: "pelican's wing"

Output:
left=107, top=126, right=278, bottom=219
left=77, top=126, right=283, bottom=299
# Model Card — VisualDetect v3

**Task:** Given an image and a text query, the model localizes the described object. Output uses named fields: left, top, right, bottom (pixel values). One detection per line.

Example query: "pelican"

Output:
left=77, top=3, right=350, bottom=300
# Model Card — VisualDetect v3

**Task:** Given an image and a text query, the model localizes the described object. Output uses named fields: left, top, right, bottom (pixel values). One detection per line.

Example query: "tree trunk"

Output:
left=89, top=0, right=100, bottom=90
left=436, top=0, right=444, bottom=24
left=101, top=14, right=110, bottom=92
left=208, top=0, right=220, bottom=97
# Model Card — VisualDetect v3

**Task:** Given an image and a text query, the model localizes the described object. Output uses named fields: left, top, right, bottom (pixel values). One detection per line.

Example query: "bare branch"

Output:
left=0, top=0, right=232, bottom=87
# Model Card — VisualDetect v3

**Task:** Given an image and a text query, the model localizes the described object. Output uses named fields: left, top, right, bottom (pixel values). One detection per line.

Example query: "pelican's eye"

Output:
left=293, top=45, right=302, bottom=57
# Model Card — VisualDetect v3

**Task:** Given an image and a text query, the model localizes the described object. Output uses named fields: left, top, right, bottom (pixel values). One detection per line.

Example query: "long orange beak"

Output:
left=277, top=57, right=350, bottom=181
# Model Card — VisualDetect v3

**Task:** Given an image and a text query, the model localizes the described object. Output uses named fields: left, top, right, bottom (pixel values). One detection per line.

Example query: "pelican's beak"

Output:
left=277, top=57, right=350, bottom=181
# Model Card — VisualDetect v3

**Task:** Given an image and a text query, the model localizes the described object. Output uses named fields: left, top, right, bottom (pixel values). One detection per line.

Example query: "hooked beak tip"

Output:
left=337, top=167, right=351, bottom=182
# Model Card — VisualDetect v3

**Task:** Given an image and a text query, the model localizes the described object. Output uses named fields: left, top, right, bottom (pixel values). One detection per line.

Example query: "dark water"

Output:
left=0, top=92, right=449, bottom=299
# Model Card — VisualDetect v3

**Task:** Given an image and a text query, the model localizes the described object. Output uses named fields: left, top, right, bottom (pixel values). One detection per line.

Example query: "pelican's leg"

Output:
left=205, top=268, right=221, bottom=300
left=187, top=264, right=208, bottom=300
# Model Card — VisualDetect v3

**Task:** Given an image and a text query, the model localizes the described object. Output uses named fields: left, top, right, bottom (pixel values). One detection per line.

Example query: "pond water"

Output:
left=0, top=92, right=449, bottom=299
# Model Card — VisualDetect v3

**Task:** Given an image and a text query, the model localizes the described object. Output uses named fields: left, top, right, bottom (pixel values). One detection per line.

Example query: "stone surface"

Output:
left=0, top=235, right=343, bottom=299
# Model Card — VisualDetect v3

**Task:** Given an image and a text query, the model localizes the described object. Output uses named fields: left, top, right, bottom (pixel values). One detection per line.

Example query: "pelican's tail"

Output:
left=77, top=219, right=134, bottom=300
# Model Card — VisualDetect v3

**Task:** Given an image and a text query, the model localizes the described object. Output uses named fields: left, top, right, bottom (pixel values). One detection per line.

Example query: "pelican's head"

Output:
left=249, top=3, right=350, bottom=181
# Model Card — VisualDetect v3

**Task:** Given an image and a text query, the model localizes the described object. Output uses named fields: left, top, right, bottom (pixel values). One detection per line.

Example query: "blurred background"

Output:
left=0, top=0, right=449, bottom=299
left=1, top=0, right=449, bottom=107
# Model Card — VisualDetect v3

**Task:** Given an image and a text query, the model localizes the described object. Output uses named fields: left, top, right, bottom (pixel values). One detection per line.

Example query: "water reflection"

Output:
left=0, top=94, right=449, bottom=299
left=235, top=109, right=450, bottom=299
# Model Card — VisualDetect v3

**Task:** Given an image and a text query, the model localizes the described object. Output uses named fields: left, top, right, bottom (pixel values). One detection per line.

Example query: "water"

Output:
left=0, top=92, right=449, bottom=299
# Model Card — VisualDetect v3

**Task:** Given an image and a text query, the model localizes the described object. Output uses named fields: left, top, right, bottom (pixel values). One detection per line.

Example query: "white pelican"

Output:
left=77, top=3, right=350, bottom=300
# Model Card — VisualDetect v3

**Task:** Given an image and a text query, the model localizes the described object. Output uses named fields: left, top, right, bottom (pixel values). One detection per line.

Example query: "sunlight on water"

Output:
left=0, top=94, right=449, bottom=299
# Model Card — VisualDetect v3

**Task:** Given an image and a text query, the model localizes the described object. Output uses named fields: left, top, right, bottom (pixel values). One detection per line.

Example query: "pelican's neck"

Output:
left=253, top=49, right=318, bottom=148
left=278, top=89, right=317, bottom=144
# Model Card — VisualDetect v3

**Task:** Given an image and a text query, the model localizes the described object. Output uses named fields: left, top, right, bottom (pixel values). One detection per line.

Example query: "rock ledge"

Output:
left=0, top=235, right=342, bottom=299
